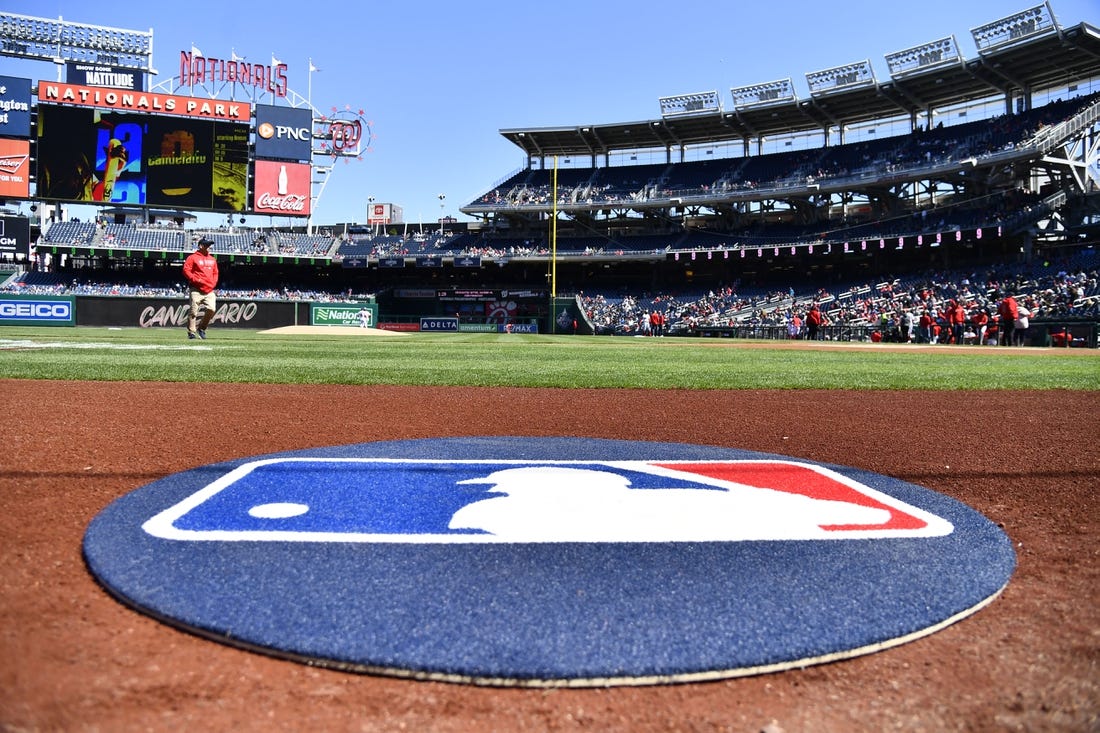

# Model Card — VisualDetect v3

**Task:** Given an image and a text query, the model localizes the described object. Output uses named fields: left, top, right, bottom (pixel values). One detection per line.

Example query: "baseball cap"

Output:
left=197, top=237, right=214, bottom=247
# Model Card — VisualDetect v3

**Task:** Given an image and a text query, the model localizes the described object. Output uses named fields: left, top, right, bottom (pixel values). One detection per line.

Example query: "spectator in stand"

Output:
left=972, top=308, right=990, bottom=345
left=905, top=310, right=917, bottom=343
left=1014, top=301, right=1031, bottom=346
left=650, top=310, right=662, bottom=337
left=806, top=303, right=824, bottom=340
left=788, top=312, right=802, bottom=339
left=997, top=291, right=1019, bottom=347
left=948, top=299, right=967, bottom=345
left=918, top=310, right=934, bottom=344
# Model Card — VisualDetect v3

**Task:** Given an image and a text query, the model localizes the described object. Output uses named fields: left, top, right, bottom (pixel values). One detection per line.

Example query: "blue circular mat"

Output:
left=83, top=437, right=1015, bottom=686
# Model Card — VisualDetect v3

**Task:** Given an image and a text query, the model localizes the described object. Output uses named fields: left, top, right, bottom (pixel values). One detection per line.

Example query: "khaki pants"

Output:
left=188, top=290, right=216, bottom=333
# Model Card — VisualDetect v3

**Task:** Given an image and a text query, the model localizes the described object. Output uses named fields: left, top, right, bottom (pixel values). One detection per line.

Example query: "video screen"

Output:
left=36, top=104, right=249, bottom=212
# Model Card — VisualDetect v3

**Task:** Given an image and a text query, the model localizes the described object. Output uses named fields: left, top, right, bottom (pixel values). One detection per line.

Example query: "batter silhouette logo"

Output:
left=142, top=458, right=953, bottom=543
left=84, top=437, right=1014, bottom=687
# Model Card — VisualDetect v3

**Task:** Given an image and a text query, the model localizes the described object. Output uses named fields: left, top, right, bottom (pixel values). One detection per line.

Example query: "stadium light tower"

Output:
left=0, top=11, right=155, bottom=75
left=438, top=194, right=446, bottom=236
left=367, top=196, right=376, bottom=236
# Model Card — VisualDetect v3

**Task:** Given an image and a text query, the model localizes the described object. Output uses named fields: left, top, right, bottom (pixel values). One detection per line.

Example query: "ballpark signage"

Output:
left=311, top=303, right=377, bottom=327
left=65, top=63, right=144, bottom=92
left=420, top=317, right=458, bottom=332
left=0, top=216, right=31, bottom=256
left=0, top=143, right=31, bottom=200
left=73, top=296, right=292, bottom=329
left=252, top=160, right=310, bottom=216
left=254, top=104, right=313, bottom=162
left=0, top=295, right=74, bottom=325
left=179, top=51, right=288, bottom=98
left=0, top=76, right=32, bottom=138
left=38, top=81, right=251, bottom=121
left=84, top=437, right=1015, bottom=686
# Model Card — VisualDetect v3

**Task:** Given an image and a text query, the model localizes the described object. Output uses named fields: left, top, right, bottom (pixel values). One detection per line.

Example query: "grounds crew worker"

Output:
left=183, top=236, right=219, bottom=340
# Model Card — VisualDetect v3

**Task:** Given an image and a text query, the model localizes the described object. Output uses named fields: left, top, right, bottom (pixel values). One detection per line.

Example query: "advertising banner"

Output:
left=65, top=63, right=144, bottom=91
left=254, top=104, right=313, bottom=162
left=0, top=295, right=74, bottom=326
left=38, top=81, right=251, bottom=122
left=419, top=317, right=458, bottom=332
left=252, top=160, right=310, bottom=216
left=310, top=303, right=377, bottom=327
left=0, top=140, right=31, bottom=199
left=0, top=76, right=32, bottom=138
left=0, top=216, right=31, bottom=256
left=75, top=297, right=294, bottom=329
left=367, top=202, right=391, bottom=225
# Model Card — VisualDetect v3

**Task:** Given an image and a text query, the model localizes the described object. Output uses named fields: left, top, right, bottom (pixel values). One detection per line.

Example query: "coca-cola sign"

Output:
left=256, top=192, right=307, bottom=212
left=252, top=160, right=311, bottom=216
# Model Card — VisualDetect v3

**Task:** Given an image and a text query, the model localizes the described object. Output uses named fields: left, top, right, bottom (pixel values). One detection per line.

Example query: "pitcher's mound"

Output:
left=258, top=326, right=406, bottom=336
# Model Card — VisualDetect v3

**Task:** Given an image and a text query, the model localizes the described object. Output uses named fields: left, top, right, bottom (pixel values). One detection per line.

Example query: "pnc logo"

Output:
left=258, top=121, right=310, bottom=141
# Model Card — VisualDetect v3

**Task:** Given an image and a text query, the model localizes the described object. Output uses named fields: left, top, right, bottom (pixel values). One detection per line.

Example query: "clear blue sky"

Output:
left=3, top=0, right=1098, bottom=229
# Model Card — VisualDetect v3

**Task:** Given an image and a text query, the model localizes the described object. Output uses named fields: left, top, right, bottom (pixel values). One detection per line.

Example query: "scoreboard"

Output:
left=35, top=103, right=250, bottom=212
left=19, top=77, right=313, bottom=216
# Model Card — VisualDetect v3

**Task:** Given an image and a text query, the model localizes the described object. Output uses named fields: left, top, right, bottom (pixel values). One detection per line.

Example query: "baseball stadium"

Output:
left=1, top=3, right=1098, bottom=732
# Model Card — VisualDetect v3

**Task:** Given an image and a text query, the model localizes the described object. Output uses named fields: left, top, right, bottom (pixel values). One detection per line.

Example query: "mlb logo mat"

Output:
left=83, top=437, right=1015, bottom=687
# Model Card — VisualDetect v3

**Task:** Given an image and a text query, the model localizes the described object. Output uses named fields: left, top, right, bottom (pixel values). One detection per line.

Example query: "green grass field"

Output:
left=0, top=326, right=1095, bottom=389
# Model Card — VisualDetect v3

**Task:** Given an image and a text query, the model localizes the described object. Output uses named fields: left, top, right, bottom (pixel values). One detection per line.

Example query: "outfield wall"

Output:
left=0, top=294, right=370, bottom=331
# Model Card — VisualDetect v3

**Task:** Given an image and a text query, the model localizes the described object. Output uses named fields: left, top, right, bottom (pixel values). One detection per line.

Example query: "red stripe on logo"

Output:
left=652, top=462, right=927, bottom=532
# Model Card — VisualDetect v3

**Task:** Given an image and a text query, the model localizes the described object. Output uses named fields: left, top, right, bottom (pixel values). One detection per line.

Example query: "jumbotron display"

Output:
left=35, top=103, right=250, bottom=212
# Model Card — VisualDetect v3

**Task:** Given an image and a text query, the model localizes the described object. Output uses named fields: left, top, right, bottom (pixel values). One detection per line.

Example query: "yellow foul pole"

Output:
left=550, top=157, right=558, bottom=330
left=551, top=156, right=558, bottom=299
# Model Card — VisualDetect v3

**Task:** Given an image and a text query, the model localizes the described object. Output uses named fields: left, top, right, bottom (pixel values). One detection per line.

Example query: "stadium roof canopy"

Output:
left=499, top=19, right=1100, bottom=160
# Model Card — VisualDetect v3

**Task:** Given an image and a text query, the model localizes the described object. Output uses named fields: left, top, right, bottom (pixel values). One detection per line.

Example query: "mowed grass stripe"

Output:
left=0, top=327, right=1095, bottom=390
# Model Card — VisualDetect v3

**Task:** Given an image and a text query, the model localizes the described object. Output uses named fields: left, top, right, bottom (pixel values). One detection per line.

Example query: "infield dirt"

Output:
left=1, top=381, right=1096, bottom=732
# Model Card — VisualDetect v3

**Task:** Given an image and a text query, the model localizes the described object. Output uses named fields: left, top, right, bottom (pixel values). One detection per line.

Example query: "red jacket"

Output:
left=183, top=250, right=219, bottom=294
left=948, top=303, right=966, bottom=325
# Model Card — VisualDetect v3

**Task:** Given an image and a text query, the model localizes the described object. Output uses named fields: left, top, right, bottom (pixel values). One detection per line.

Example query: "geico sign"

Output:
left=257, top=121, right=310, bottom=141
left=0, top=301, right=72, bottom=319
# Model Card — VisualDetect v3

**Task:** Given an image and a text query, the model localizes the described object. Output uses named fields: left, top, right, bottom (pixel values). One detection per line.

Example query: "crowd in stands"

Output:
left=38, top=221, right=335, bottom=258
left=1, top=269, right=366, bottom=303
left=473, top=93, right=1099, bottom=212
left=5, top=248, right=1097, bottom=346
left=579, top=254, right=1100, bottom=344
